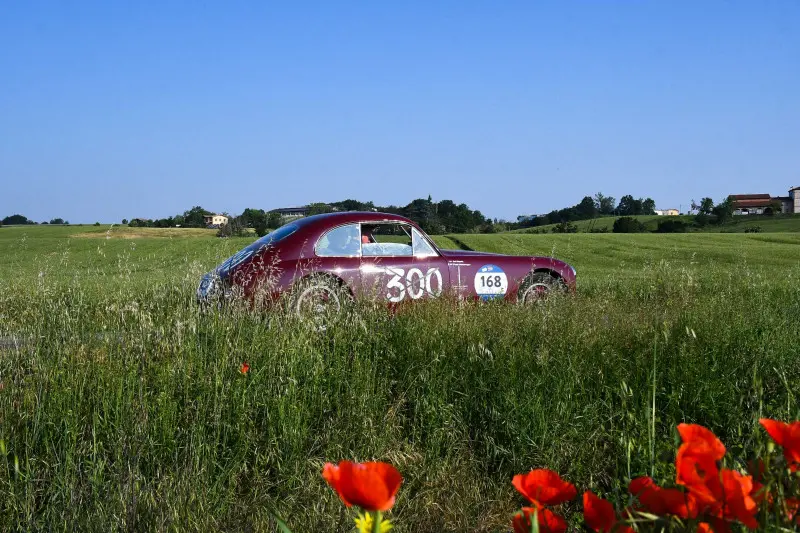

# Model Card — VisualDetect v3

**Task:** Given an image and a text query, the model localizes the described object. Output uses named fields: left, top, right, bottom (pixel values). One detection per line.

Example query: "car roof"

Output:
left=293, top=211, right=415, bottom=229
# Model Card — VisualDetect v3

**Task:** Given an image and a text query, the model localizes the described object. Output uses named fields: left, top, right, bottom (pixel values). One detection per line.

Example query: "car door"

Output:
left=359, top=223, right=450, bottom=304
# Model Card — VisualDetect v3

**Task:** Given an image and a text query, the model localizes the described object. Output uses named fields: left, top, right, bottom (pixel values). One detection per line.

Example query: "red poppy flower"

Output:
left=717, top=469, right=758, bottom=529
left=676, top=447, right=722, bottom=508
left=629, top=477, right=696, bottom=518
left=786, top=497, right=800, bottom=524
left=322, top=461, right=402, bottom=511
left=512, top=507, right=567, bottom=533
left=701, top=517, right=738, bottom=533
left=512, top=469, right=577, bottom=507
left=583, top=491, right=634, bottom=533
left=760, top=418, right=800, bottom=471
left=677, top=424, right=726, bottom=460
left=239, top=362, right=250, bottom=374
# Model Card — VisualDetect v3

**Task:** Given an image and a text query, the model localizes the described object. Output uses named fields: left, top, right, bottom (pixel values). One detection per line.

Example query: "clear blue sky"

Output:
left=1, top=1, right=798, bottom=223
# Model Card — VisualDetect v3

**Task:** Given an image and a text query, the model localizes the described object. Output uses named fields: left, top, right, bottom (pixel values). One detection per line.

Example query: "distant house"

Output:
left=517, top=214, right=546, bottom=223
left=655, top=209, right=680, bottom=216
left=270, top=206, right=309, bottom=219
left=203, top=214, right=229, bottom=226
left=730, top=192, right=794, bottom=215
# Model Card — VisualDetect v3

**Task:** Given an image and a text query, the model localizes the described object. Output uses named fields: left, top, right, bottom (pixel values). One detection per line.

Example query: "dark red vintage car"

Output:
left=197, top=212, right=576, bottom=318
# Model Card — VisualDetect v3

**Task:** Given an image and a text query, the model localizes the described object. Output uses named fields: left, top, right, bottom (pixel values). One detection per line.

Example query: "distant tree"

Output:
left=712, top=196, right=734, bottom=224
left=404, top=197, right=444, bottom=233
left=616, top=195, right=637, bottom=216
left=64, top=220, right=70, bottom=225
left=641, top=198, right=656, bottom=215
left=3, top=214, right=31, bottom=225
left=594, top=193, right=616, bottom=215
left=49, top=218, right=65, bottom=225
left=182, top=206, right=212, bottom=228
left=306, top=203, right=333, bottom=216
left=330, top=199, right=375, bottom=212
left=478, top=221, right=497, bottom=233
left=613, top=216, right=646, bottom=233
left=239, top=208, right=265, bottom=228
left=217, top=216, right=247, bottom=238
left=253, top=216, right=269, bottom=237
left=122, top=218, right=128, bottom=225
left=94, top=222, right=100, bottom=226
left=266, top=212, right=283, bottom=231
left=699, top=197, right=714, bottom=215
left=575, top=196, right=598, bottom=219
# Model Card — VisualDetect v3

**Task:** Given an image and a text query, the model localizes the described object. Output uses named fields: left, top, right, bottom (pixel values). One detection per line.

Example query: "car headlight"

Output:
left=197, top=273, right=219, bottom=302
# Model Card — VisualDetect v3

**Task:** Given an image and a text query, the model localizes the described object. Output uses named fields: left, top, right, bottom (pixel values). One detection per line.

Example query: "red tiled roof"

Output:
left=733, top=199, right=774, bottom=208
left=730, top=194, right=771, bottom=200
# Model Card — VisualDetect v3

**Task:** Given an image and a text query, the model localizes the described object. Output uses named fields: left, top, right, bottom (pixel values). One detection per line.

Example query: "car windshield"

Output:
left=248, top=223, right=298, bottom=251
left=216, top=223, right=298, bottom=276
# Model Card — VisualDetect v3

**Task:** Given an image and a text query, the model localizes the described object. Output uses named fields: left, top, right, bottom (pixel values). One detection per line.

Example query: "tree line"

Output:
left=125, top=198, right=490, bottom=236
left=1, top=215, right=70, bottom=226
left=517, top=193, right=658, bottom=229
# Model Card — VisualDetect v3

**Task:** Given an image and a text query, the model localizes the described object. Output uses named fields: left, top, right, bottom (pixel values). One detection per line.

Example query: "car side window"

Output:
left=361, top=223, right=413, bottom=257
left=315, top=224, right=361, bottom=257
left=412, top=227, right=438, bottom=257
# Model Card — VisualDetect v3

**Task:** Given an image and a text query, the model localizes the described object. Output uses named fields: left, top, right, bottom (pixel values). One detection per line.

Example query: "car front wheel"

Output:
left=517, top=272, right=565, bottom=304
left=290, top=276, right=350, bottom=330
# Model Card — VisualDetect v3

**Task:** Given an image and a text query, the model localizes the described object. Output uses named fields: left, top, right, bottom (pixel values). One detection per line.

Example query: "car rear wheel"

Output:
left=517, top=272, right=565, bottom=304
left=290, top=276, right=350, bottom=331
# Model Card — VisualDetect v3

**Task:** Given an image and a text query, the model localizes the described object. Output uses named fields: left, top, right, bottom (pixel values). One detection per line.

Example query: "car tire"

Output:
left=289, top=276, right=350, bottom=330
left=517, top=272, right=565, bottom=304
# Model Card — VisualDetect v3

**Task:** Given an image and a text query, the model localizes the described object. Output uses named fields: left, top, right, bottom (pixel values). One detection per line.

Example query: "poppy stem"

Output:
left=370, top=511, right=382, bottom=533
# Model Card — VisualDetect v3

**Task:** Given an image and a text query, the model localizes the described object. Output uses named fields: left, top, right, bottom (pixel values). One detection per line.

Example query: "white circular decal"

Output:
left=474, top=264, right=508, bottom=300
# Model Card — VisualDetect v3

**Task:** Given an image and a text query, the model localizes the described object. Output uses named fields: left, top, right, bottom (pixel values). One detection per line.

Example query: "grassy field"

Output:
left=509, top=213, right=800, bottom=233
left=1, top=225, right=799, bottom=531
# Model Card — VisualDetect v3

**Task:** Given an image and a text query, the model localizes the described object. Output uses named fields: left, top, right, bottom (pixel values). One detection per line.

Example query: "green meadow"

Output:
left=1, top=225, right=799, bottom=531
left=509, top=213, right=800, bottom=234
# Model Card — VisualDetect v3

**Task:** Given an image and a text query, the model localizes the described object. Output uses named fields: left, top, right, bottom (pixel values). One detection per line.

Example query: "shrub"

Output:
left=694, top=213, right=710, bottom=227
left=612, top=217, right=645, bottom=233
left=656, top=220, right=688, bottom=233
left=744, top=226, right=762, bottom=233
left=217, top=217, right=248, bottom=237
left=552, top=221, right=578, bottom=233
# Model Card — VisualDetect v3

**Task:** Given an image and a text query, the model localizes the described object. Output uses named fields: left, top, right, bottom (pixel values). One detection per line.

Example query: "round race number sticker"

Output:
left=474, top=264, right=508, bottom=300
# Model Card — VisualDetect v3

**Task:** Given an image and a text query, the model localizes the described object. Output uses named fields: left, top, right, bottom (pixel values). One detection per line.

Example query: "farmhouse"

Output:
left=730, top=189, right=799, bottom=215
left=655, top=209, right=680, bottom=216
left=203, top=214, right=229, bottom=226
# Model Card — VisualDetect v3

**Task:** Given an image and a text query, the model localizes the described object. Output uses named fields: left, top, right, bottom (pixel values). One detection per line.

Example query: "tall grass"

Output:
left=0, top=228, right=798, bottom=531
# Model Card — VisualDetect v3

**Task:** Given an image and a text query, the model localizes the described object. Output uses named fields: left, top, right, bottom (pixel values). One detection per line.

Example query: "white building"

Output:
left=655, top=209, right=680, bottom=216
left=203, top=214, right=229, bottom=226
